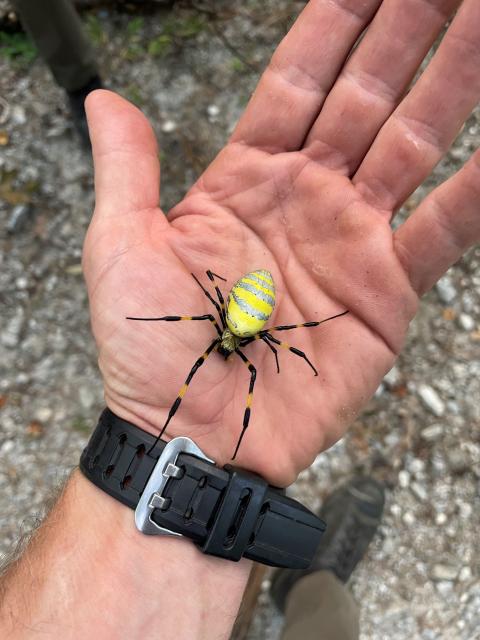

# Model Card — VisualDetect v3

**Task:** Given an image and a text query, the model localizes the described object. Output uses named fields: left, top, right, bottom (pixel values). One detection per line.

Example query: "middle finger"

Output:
left=303, top=0, right=460, bottom=173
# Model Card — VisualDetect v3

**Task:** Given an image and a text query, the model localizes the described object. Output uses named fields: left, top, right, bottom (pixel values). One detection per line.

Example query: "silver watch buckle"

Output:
left=135, top=436, right=213, bottom=536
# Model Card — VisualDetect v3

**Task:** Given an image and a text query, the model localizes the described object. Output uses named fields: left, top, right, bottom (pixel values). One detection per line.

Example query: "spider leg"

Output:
left=126, top=313, right=222, bottom=338
left=264, top=332, right=318, bottom=376
left=147, top=337, right=220, bottom=456
left=206, top=270, right=227, bottom=325
left=232, top=349, right=257, bottom=460
left=261, top=336, right=280, bottom=374
left=191, top=273, right=226, bottom=330
left=239, top=335, right=280, bottom=374
left=261, top=309, right=349, bottom=334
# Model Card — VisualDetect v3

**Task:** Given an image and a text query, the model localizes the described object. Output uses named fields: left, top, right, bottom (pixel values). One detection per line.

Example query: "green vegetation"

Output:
left=71, top=416, right=91, bottom=434
left=125, top=83, right=144, bottom=107
left=84, top=13, right=106, bottom=45
left=0, top=32, right=37, bottom=66
left=148, top=34, right=172, bottom=58
left=230, top=57, right=246, bottom=73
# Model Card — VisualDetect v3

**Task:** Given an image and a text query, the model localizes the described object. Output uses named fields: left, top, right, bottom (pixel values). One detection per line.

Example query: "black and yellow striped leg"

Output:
left=261, top=336, right=280, bottom=374
left=206, top=270, right=227, bottom=325
left=232, top=349, right=257, bottom=460
left=126, top=313, right=223, bottom=338
left=191, top=273, right=226, bottom=330
left=262, top=310, right=349, bottom=334
left=239, top=335, right=280, bottom=374
left=264, top=333, right=318, bottom=376
left=148, top=338, right=220, bottom=456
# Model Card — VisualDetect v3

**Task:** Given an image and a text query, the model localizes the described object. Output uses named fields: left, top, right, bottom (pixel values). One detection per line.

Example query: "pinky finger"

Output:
left=394, top=149, right=480, bottom=296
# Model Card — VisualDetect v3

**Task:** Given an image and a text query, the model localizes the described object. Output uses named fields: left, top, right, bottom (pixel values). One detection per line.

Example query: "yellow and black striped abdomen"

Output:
left=226, top=269, right=275, bottom=337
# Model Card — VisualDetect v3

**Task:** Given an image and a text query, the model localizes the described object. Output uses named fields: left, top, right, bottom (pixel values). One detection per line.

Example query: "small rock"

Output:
left=207, top=104, right=220, bottom=119
left=6, top=204, right=34, bottom=234
left=407, top=457, right=426, bottom=476
left=79, top=386, right=96, bottom=410
left=436, top=276, right=457, bottom=304
left=11, top=105, right=27, bottom=125
left=398, top=470, right=410, bottom=488
left=15, top=276, right=28, bottom=290
left=410, top=481, right=428, bottom=502
left=435, top=512, right=447, bottom=525
left=35, top=407, right=53, bottom=423
left=390, top=504, right=401, bottom=517
left=459, top=566, right=472, bottom=582
left=2, top=309, right=25, bottom=348
left=431, top=564, right=459, bottom=581
left=421, top=424, right=444, bottom=441
left=161, top=119, right=177, bottom=133
left=436, top=581, right=454, bottom=597
left=418, top=384, right=445, bottom=417
left=402, top=511, right=415, bottom=526
left=384, top=365, right=401, bottom=388
left=1, top=440, right=15, bottom=454
left=457, top=501, right=472, bottom=519
left=374, top=383, right=385, bottom=398
left=458, top=313, right=475, bottom=331
left=447, top=449, right=470, bottom=474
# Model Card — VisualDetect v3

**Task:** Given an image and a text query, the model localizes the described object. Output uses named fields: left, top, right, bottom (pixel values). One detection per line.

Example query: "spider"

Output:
left=127, top=269, right=348, bottom=460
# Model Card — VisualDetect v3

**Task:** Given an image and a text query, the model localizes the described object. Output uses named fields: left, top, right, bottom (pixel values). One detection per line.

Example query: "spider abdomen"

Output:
left=226, top=269, right=275, bottom=337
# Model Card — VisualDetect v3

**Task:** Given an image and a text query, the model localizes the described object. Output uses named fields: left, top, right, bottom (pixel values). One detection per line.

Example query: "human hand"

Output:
left=83, top=0, right=480, bottom=486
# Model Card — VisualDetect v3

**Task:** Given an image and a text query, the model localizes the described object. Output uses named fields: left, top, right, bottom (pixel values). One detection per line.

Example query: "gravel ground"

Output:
left=1, top=3, right=479, bottom=639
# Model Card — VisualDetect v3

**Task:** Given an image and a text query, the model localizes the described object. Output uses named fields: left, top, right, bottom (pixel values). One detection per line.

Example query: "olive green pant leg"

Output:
left=281, top=571, right=360, bottom=640
left=13, top=0, right=98, bottom=91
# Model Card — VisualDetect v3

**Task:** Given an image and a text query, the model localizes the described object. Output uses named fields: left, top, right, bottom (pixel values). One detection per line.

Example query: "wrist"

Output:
left=73, top=471, right=251, bottom=639
left=0, top=469, right=249, bottom=640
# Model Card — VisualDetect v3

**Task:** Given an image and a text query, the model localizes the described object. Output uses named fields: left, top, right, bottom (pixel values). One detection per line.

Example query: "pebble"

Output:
left=390, top=504, right=401, bottom=517
left=431, top=564, right=459, bottom=581
left=407, top=458, right=426, bottom=476
left=2, top=309, right=25, bottom=348
left=78, top=386, right=96, bottom=410
left=35, top=407, right=53, bottom=423
left=402, top=511, right=415, bottom=526
left=1, top=440, right=15, bottom=454
left=421, top=424, right=444, bottom=441
left=398, top=470, right=410, bottom=488
left=161, top=119, right=177, bottom=133
left=384, top=365, right=401, bottom=388
left=459, top=566, right=472, bottom=582
left=435, top=512, right=448, bottom=525
left=6, top=204, right=34, bottom=234
left=207, top=104, right=220, bottom=119
left=436, top=581, right=454, bottom=597
left=11, top=105, right=26, bottom=125
left=458, top=313, right=475, bottom=331
left=447, top=449, right=470, bottom=474
left=418, top=384, right=445, bottom=417
left=436, top=276, right=457, bottom=304
left=15, top=277, right=28, bottom=290
left=410, top=481, right=428, bottom=502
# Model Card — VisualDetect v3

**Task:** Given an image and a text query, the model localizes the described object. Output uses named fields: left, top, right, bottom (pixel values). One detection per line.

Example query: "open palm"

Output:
left=83, top=0, right=480, bottom=486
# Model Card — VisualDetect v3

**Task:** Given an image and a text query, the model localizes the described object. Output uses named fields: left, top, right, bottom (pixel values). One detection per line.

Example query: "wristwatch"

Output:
left=79, top=408, right=326, bottom=569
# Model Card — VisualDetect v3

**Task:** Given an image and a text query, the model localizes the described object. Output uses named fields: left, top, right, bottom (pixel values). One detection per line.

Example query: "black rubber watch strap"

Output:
left=80, top=409, right=326, bottom=568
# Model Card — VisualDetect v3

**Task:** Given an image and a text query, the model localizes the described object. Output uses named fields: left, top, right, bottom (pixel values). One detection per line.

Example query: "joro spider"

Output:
left=127, top=269, right=348, bottom=460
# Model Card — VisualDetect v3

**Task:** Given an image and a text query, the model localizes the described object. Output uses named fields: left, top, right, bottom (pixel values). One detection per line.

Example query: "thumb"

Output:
left=85, top=89, right=161, bottom=218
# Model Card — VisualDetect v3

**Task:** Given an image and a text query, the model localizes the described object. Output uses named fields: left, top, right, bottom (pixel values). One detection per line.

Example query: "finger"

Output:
left=353, top=0, right=480, bottom=213
left=230, top=0, right=382, bottom=153
left=85, top=89, right=161, bottom=216
left=394, top=149, right=480, bottom=296
left=304, top=0, right=460, bottom=173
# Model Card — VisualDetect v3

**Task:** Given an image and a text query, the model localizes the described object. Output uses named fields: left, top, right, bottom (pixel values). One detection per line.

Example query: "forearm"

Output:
left=0, top=470, right=250, bottom=639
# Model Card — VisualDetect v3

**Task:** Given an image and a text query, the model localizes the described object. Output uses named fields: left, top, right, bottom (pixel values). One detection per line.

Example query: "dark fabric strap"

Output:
left=79, top=409, right=326, bottom=568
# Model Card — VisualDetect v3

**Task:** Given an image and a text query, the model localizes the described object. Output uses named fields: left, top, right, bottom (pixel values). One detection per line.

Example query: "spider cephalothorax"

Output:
left=127, top=269, right=348, bottom=459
